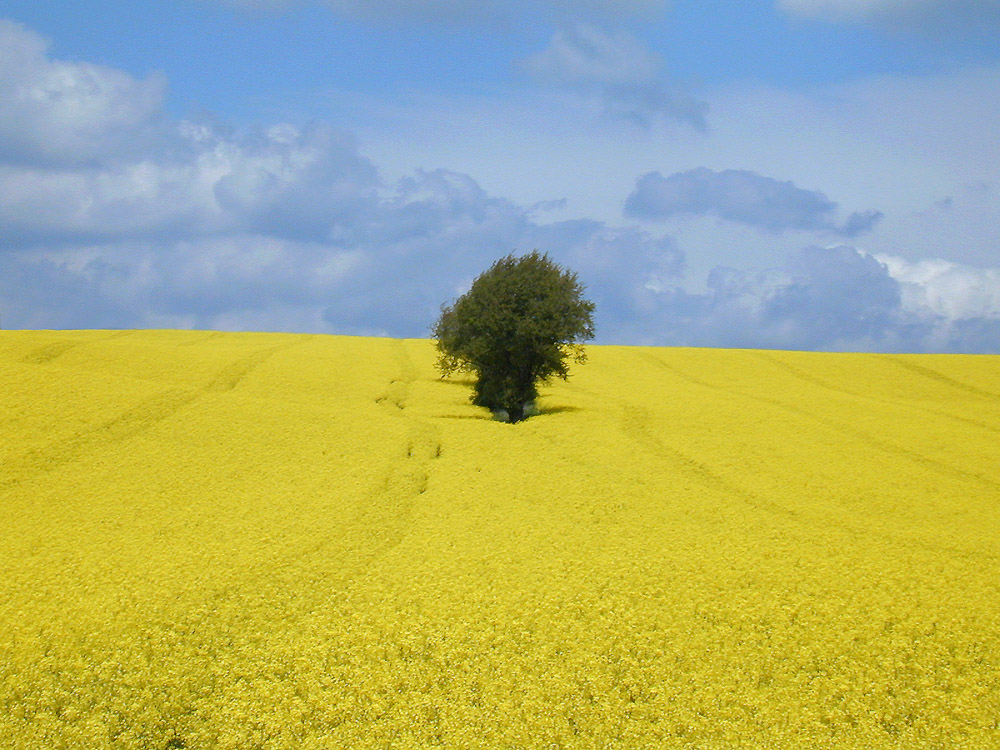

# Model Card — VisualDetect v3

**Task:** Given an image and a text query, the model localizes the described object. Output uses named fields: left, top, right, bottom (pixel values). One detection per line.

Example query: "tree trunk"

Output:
left=507, top=403, right=524, bottom=423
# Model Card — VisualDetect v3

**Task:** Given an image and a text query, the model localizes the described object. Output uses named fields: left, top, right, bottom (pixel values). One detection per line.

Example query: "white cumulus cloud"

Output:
left=0, top=20, right=167, bottom=167
left=878, top=254, right=1000, bottom=319
left=0, top=121, right=380, bottom=247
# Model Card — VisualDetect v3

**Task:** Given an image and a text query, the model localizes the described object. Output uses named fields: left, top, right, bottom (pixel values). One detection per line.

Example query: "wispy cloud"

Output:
left=521, top=24, right=708, bottom=130
left=204, top=0, right=668, bottom=25
left=625, top=167, right=882, bottom=237
left=777, top=0, right=1000, bottom=37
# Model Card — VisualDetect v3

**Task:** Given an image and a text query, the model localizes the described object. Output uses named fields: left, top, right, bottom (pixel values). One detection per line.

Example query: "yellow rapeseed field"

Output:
left=2, top=329, right=999, bottom=749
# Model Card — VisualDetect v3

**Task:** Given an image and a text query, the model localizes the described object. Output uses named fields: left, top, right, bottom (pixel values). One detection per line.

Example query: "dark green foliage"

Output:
left=432, top=251, right=595, bottom=422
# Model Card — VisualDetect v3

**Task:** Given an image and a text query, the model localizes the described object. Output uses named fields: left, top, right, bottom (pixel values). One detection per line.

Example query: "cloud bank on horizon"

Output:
left=0, top=2, right=999, bottom=353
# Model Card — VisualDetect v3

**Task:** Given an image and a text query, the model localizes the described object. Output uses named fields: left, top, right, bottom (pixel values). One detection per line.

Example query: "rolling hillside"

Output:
left=2, top=329, right=999, bottom=748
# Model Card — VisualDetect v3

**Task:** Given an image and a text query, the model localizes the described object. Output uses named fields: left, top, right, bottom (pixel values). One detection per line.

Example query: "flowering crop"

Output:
left=1, top=329, right=999, bottom=748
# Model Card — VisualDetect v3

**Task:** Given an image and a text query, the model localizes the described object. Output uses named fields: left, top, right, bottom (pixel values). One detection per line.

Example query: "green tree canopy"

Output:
left=432, top=251, right=595, bottom=422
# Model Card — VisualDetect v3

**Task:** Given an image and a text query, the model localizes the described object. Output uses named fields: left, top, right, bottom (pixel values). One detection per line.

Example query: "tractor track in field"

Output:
left=618, top=402, right=800, bottom=522
left=751, top=351, right=1000, bottom=437
left=2, top=340, right=298, bottom=489
left=25, top=339, right=442, bottom=667
left=615, top=354, right=1000, bottom=560
left=227, top=338, right=445, bottom=605
left=21, top=340, right=81, bottom=364
left=19, top=331, right=131, bottom=365
left=885, top=356, right=1000, bottom=403
left=361, top=340, right=442, bottom=556
left=86, top=341, right=448, bottom=711
left=637, top=350, right=1000, bottom=492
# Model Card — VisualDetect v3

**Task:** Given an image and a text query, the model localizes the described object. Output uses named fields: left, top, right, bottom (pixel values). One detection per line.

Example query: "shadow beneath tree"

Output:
left=436, top=377, right=477, bottom=388
left=435, top=404, right=581, bottom=421
left=537, top=405, right=581, bottom=416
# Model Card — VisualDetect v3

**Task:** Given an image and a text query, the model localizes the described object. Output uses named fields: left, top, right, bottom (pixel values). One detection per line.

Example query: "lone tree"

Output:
left=432, top=251, right=595, bottom=423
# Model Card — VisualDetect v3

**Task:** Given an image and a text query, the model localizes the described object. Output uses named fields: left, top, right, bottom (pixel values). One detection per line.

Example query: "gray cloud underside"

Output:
left=1, top=17, right=999, bottom=353
left=627, top=245, right=1000, bottom=353
left=625, top=167, right=883, bottom=237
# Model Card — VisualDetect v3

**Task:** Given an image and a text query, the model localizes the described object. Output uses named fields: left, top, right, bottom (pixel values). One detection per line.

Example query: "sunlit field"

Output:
left=2, top=329, right=999, bottom=749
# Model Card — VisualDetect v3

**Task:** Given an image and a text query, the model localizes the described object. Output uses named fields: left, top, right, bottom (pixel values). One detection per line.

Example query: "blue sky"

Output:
left=1, top=0, right=999, bottom=350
